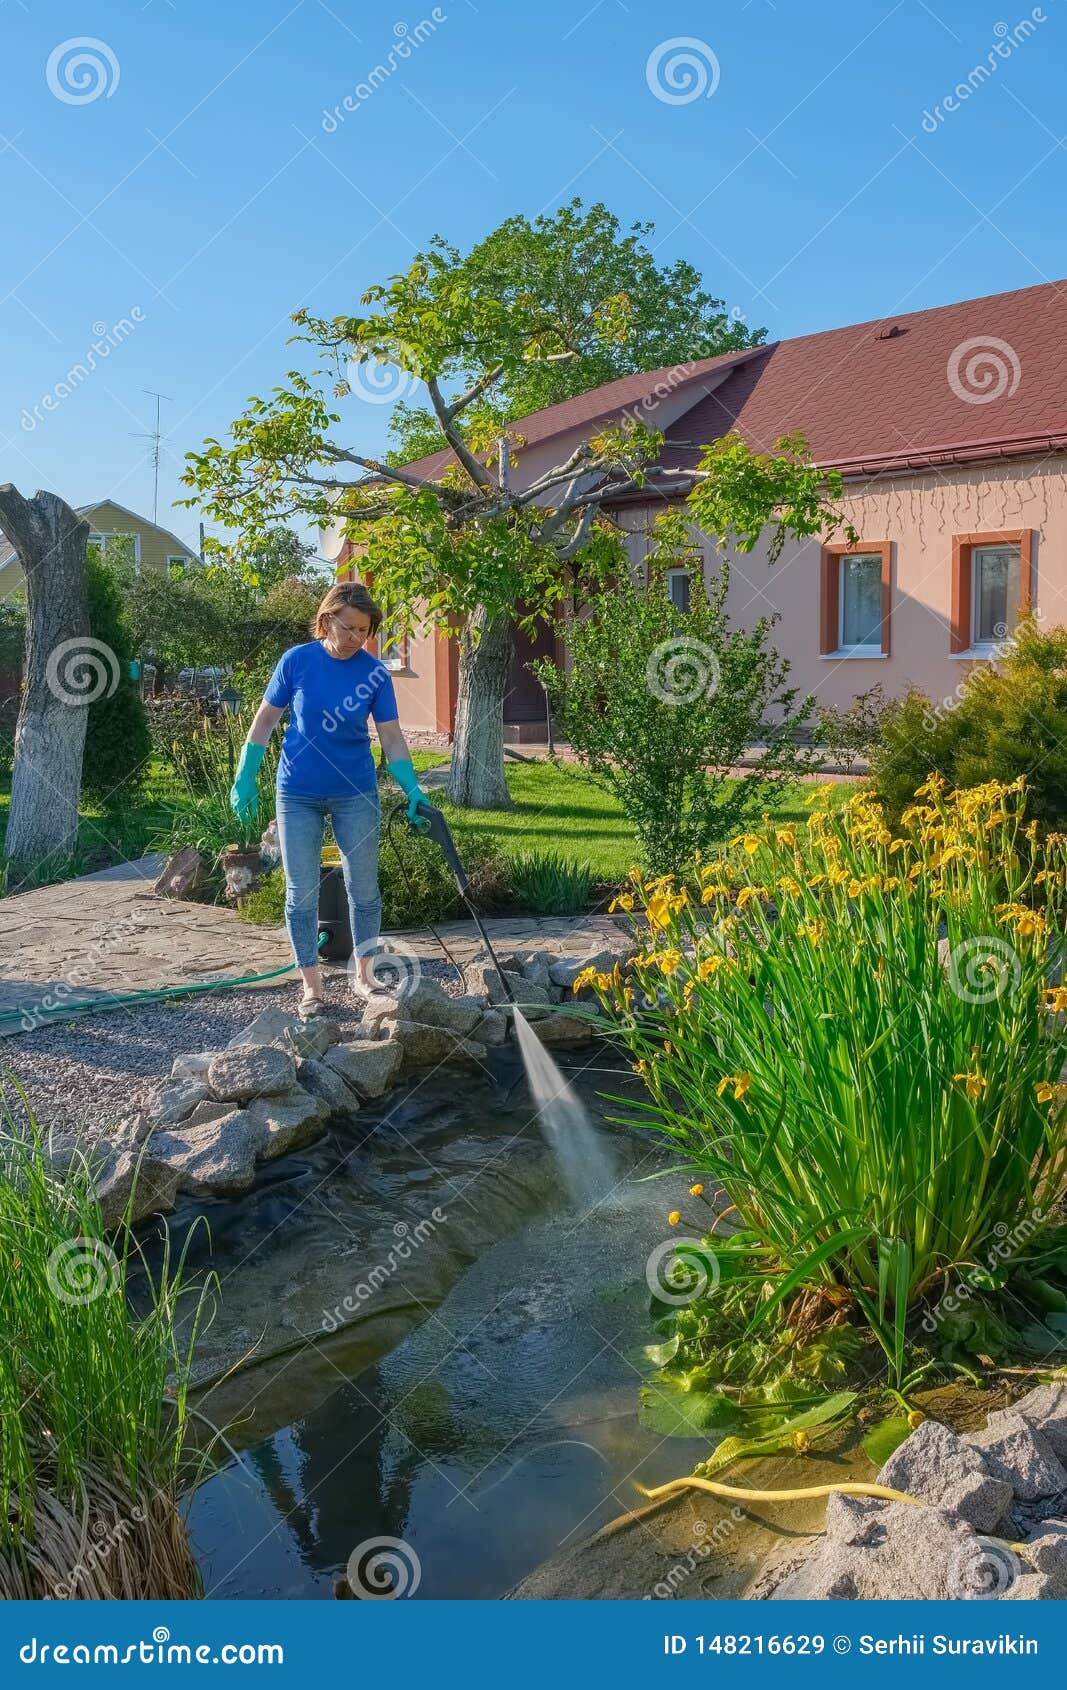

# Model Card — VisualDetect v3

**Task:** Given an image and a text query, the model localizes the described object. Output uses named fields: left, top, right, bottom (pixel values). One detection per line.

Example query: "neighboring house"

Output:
left=0, top=500, right=200, bottom=597
left=328, top=277, right=1067, bottom=740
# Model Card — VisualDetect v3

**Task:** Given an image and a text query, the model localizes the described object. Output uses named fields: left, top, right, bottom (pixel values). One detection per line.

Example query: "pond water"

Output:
left=177, top=1043, right=712, bottom=1600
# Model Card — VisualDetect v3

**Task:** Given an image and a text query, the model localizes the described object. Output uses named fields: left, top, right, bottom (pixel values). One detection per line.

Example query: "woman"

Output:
left=230, top=581, right=429, bottom=1018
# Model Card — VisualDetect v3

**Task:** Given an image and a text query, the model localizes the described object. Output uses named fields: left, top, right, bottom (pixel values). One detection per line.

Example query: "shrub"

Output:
left=82, top=554, right=152, bottom=807
left=584, top=776, right=1067, bottom=1380
left=505, top=849, right=594, bottom=915
left=870, top=623, right=1067, bottom=827
left=813, top=684, right=886, bottom=773
left=238, top=812, right=509, bottom=932
left=534, top=512, right=811, bottom=877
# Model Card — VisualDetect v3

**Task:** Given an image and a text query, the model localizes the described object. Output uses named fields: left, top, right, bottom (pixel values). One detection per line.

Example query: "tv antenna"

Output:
left=131, top=390, right=173, bottom=525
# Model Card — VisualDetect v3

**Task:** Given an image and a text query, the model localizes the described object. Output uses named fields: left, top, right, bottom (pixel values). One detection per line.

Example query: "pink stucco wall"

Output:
left=620, top=452, right=1067, bottom=719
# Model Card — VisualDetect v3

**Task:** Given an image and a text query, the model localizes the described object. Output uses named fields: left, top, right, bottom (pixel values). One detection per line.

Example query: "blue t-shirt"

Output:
left=264, top=641, right=399, bottom=797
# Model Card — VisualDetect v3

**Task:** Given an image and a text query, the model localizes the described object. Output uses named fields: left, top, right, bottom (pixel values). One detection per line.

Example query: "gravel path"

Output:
left=0, top=958, right=465, bottom=1144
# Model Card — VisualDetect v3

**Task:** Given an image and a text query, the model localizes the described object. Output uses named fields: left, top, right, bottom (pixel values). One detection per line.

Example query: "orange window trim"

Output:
left=950, top=531, right=1033, bottom=653
left=820, top=541, right=892, bottom=657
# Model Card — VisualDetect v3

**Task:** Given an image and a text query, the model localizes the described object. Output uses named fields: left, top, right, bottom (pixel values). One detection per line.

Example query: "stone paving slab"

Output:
left=0, top=851, right=635, bottom=1032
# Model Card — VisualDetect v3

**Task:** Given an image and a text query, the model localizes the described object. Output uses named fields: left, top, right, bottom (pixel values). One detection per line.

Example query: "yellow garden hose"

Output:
left=636, top=1475, right=922, bottom=1506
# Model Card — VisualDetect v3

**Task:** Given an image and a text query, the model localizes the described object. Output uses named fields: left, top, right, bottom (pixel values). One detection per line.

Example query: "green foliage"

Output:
left=687, top=431, right=857, bottom=562
left=384, top=200, right=765, bottom=463
left=82, top=552, right=152, bottom=807
left=504, top=848, right=594, bottom=915
left=237, top=802, right=510, bottom=931
left=153, top=711, right=277, bottom=858
left=590, top=780, right=1067, bottom=1381
left=870, top=622, right=1067, bottom=827
left=535, top=511, right=812, bottom=875
left=0, top=1091, right=209, bottom=1546
left=814, top=685, right=887, bottom=773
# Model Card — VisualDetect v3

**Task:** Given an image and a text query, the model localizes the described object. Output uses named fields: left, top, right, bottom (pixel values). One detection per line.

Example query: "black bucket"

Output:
left=317, top=862, right=353, bottom=961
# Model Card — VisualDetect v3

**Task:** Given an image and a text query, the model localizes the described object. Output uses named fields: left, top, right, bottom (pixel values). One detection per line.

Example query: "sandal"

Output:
left=298, top=991, right=326, bottom=1020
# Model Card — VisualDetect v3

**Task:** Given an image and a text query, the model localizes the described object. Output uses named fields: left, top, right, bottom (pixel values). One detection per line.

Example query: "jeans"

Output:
left=275, top=788, right=382, bottom=968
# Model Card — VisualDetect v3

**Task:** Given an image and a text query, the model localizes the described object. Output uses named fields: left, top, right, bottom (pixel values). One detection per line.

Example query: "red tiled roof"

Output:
left=397, top=278, right=1067, bottom=486
left=659, top=277, right=1067, bottom=479
left=396, top=346, right=766, bottom=481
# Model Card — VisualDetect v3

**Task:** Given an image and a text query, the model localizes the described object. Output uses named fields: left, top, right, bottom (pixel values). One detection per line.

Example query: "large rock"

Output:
left=525, top=1010, right=596, bottom=1047
left=389, top=1020, right=487, bottom=1070
left=241, top=1087, right=328, bottom=1158
left=971, top=1411, right=1067, bottom=1501
left=207, top=1044, right=296, bottom=1103
left=298, top=1057, right=358, bottom=1114
left=325, top=1038, right=404, bottom=1100
left=225, top=1008, right=341, bottom=1061
left=878, top=1420, right=1002, bottom=1519
left=362, top=979, right=485, bottom=1037
left=93, top=1143, right=180, bottom=1228
left=988, top=1385, right=1067, bottom=1464
left=154, top=846, right=207, bottom=900
left=171, top=1052, right=216, bottom=1083
left=150, top=1111, right=261, bottom=1198
left=771, top=1497, right=973, bottom=1600
left=520, top=950, right=555, bottom=991
left=153, top=1079, right=210, bottom=1125
left=473, top=1008, right=508, bottom=1046
left=549, top=948, right=625, bottom=991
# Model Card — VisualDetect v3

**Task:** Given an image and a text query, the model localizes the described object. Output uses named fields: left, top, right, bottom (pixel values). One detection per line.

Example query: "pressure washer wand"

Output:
left=408, top=798, right=517, bottom=1008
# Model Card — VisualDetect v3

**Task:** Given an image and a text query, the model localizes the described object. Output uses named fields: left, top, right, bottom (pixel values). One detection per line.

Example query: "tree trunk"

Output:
left=0, top=487, right=90, bottom=864
left=446, top=604, right=514, bottom=809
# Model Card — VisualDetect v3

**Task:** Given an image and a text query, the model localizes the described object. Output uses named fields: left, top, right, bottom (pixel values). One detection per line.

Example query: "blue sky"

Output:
left=1, top=0, right=1064, bottom=554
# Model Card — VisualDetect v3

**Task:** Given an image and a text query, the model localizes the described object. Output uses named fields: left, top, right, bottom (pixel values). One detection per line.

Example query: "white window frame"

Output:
left=378, top=623, right=407, bottom=672
left=837, top=551, right=884, bottom=657
left=167, top=553, right=191, bottom=569
left=970, top=543, right=1019, bottom=654
left=90, top=530, right=143, bottom=574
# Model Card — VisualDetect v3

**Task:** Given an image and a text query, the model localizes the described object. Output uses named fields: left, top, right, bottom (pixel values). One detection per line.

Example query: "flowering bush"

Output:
left=580, top=777, right=1067, bottom=1376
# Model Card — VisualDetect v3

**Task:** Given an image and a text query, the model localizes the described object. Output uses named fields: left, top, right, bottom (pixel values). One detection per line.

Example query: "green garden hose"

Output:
left=0, top=959, right=301, bottom=1035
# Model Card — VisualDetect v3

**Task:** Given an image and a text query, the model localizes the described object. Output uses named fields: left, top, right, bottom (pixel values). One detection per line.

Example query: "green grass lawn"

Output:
left=1, top=750, right=850, bottom=893
left=408, top=751, right=851, bottom=883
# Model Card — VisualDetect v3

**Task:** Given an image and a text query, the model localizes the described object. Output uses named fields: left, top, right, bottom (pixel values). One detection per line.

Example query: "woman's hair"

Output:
left=311, top=580, right=383, bottom=640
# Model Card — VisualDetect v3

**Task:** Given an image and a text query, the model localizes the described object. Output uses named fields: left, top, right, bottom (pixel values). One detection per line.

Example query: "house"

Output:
left=0, top=500, right=200, bottom=597
left=327, top=277, right=1067, bottom=740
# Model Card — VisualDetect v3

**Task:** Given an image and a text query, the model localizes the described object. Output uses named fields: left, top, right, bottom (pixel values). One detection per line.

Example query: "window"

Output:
left=972, top=545, right=1019, bottom=646
left=950, top=531, right=1032, bottom=654
left=820, top=541, right=892, bottom=657
left=89, top=530, right=142, bottom=572
left=839, top=553, right=884, bottom=651
left=666, top=568, right=691, bottom=614
left=378, top=623, right=408, bottom=671
left=167, top=553, right=191, bottom=570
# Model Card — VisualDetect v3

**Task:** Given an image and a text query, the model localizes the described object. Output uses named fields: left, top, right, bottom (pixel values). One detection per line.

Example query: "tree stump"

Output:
left=0, top=487, right=90, bottom=864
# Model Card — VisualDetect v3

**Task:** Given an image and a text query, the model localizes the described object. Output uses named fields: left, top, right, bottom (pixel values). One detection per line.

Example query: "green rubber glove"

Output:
left=389, top=756, right=430, bottom=829
left=231, top=740, right=265, bottom=824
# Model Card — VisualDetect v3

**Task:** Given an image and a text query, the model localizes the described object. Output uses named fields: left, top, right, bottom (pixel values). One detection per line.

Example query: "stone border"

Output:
left=70, top=939, right=637, bottom=1227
